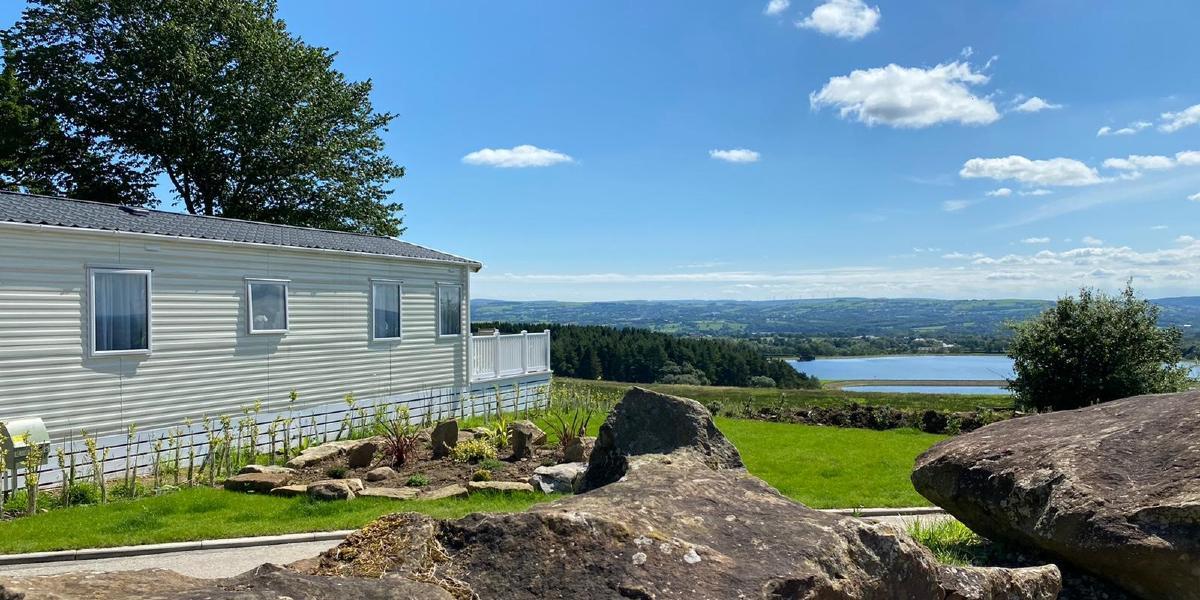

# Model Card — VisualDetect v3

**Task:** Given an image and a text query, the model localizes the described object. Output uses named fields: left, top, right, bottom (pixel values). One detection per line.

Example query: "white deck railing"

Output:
left=471, top=330, right=552, bottom=382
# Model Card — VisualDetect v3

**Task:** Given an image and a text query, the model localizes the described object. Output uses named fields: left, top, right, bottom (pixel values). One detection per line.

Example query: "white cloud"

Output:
left=1020, top=189, right=1053, bottom=196
left=985, top=187, right=1013, bottom=197
left=1189, top=192, right=1200, bottom=202
left=1160, top=104, right=1200, bottom=133
left=960, top=155, right=1104, bottom=187
left=709, top=148, right=761, bottom=163
left=942, top=199, right=972, bottom=212
left=1151, top=225, right=1169, bottom=230
left=1082, top=235, right=1103, bottom=246
left=1102, top=154, right=1176, bottom=171
left=1097, top=121, right=1151, bottom=136
left=1178, top=235, right=1197, bottom=244
left=811, top=61, right=999, bottom=128
left=462, top=145, right=573, bottom=168
left=1013, top=96, right=1062, bottom=113
left=1021, top=237, right=1050, bottom=244
left=797, top=0, right=880, bottom=40
left=763, top=0, right=790, bottom=16
left=1176, top=151, right=1200, bottom=166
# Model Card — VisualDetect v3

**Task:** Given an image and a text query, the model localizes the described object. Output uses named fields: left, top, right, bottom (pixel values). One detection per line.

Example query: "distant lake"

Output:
left=789, top=355, right=1015, bottom=381
left=842, top=385, right=1011, bottom=395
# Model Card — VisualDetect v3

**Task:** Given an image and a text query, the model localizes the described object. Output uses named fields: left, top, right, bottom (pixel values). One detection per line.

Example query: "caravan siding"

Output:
left=0, top=223, right=470, bottom=440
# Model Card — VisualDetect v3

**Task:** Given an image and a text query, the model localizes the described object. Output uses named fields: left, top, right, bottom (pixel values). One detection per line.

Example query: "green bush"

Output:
left=748, top=376, right=776, bottom=388
left=1008, top=283, right=1193, bottom=411
left=111, top=479, right=147, bottom=500
left=325, top=466, right=348, bottom=479
left=450, top=439, right=498, bottom=463
left=479, top=458, right=505, bottom=472
left=60, top=483, right=101, bottom=506
left=405, top=473, right=429, bottom=487
left=471, top=469, right=492, bottom=482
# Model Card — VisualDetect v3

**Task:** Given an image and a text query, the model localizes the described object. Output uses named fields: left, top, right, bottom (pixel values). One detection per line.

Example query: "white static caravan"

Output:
left=0, top=192, right=550, bottom=457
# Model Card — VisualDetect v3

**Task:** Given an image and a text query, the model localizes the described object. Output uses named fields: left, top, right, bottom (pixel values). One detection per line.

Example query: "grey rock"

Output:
left=309, top=477, right=363, bottom=492
left=913, top=390, right=1200, bottom=599
left=465, top=480, right=535, bottom=494
left=365, top=466, right=397, bottom=482
left=346, top=440, right=380, bottom=469
left=307, top=480, right=356, bottom=501
left=312, top=387, right=1059, bottom=600
left=419, top=484, right=467, bottom=501
left=578, top=386, right=743, bottom=492
left=269, top=484, right=307, bottom=498
left=561, top=436, right=593, bottom=463
left=430, top=419, right=458, bottom=459
left=223, top=472, right=291, bottom=494
left=0, top=564, right=454, bottom=599
left=284, top=443, right=343, bottom=469
left=238, top=464, right=297, bottom=476
left=529, top=462, right=587, bottom=494
left=359, top=487, right=419, bottom=501
left=507, top=420, right=546, bottom=459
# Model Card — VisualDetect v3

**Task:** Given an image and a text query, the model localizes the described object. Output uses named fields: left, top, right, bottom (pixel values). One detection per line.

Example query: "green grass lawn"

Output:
left=717, top=418, right=944, bottom=508
left=0, top=488, right=556, bottom=555
left=560, top=377, right=1011, bottom=413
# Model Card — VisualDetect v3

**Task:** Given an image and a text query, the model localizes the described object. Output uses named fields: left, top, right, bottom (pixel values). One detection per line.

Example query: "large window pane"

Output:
left=439, top=285, right=462, bottom=336
left=373, top=282, right=402, bottom=339
left=249, top=281, right=288, bottom=332
left=93, top=271, right=150, bottom=353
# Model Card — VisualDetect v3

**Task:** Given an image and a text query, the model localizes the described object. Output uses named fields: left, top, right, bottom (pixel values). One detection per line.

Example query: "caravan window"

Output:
left=90, top=268, right=152, bottom=355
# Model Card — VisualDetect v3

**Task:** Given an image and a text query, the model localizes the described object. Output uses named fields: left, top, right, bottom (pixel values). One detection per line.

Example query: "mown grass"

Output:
left=559, top=378, right=1012, bottom=413
left=716, top=418, right=945, bottom=508
left=906, top=518, right=991, bottom=566
left=0, top=487, right=556, bottom=555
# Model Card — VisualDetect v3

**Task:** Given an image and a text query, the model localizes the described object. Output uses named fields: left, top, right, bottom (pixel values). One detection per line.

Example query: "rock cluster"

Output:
left=913, top=390, right=1200, bottom=599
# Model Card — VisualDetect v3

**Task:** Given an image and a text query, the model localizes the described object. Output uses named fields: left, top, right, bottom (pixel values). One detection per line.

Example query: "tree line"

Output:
left=475, top=323, right=820, bottom=389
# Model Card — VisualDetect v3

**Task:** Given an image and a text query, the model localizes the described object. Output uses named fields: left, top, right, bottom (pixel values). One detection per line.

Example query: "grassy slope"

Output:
left=560, top=377, right=1012, bottom=412
left=717, top=418, right=943, bottom=509
left=0, top=488, right=555, bottom=555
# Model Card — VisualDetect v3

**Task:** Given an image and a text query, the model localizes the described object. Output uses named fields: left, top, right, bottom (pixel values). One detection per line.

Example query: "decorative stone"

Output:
left=269, top=484, right=307, bottom=498
left=365, top=466, right=397, bottom=482
left=419, top=484, right=468, bottom=501
left=561, top=436, right=594, bottom=464
left=507, top=420, right=546, bottom=459
left=430, top=419, right=459, bottom=458
left=238, top=464, right=297, bottom=476
left=529, top=462, right=587, bottom=494
left=223, top=472, right=291, bottom=494
left=309, top=478, right=363, bottom=493
left=466, top=481, right=534, bottom=494
left=358, top=487, right=419, bottom=501
left=346, top=440, right=379, bottom=469
left=913, top=390, right=1200, bottom=599
left=284, top=443, right=343, bottom=469
left=307, top=480, right=356, bottom=501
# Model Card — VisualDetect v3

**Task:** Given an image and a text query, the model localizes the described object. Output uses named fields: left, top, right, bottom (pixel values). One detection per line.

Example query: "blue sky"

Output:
left=6, top=1, right=1200, bottom=301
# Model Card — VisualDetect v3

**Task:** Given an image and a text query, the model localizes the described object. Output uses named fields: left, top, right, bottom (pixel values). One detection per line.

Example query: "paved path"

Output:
left=0, top=540, right=338, bottom=579
left=0, top=514, right=955, bottom=580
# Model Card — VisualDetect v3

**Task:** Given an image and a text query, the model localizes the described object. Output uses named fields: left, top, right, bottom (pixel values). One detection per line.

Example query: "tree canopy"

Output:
left=1007, top=283, right=1193, bottom=411
left=2, top=0, right=405, bottom=236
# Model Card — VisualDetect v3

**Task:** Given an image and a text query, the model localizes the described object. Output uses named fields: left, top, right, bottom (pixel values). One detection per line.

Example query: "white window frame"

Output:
left=87, top=267, right=153, bottom=357
left=437, top=283, right=464, bottom=338
left=246, top=278, right=290, bottom=335
left=370, top=279, right=403, bottom=341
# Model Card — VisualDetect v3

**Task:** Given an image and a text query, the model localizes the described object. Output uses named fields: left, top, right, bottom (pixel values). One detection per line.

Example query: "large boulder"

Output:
left=578, top=387, right=743, bottom=492
left=307, top=480, right=356, bottom=501
left=0, top=564, right=452, bottom=599
left=346, top=439, right=380, bottom=469
left=529, top=461, right=587, bottom=493
left=507, top=420, right=546, bottom=459
left=310, top=387, right=1060, bottom=599
left=912, top=390, right=1200, bottom=600
left=223, top=472, right=291, bottom=494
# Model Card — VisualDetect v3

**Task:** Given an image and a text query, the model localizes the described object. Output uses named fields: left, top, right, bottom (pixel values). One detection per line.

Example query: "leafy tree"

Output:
left=1007, top=283, right=1193, bottom=411
left=3, top=0, right=404, bottom=235
left=0, top=62, right=154, bottom=204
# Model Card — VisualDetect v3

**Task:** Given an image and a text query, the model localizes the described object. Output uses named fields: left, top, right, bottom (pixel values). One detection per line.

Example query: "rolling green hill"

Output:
left=472, top=297, right=1200, bottom=338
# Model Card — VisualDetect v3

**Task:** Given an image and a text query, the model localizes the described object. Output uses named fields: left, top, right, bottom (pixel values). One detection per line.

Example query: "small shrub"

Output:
left=748, top=375, right=776, bottom=388
left=704, top=400, right=723, bottom=417
left=325, top=466, right=348, bottom=479
left=451, top=438, right=498, bottom=463
left=111, top=479, right=147, bottom=500
left=380, top=406, right=422, bottom=467
left=471, top=469, right=492, bottom=482
left=405, top=473, right=430, bottom=487
left=479, top=458, right=504, bottom=472
left=61, top=482, right=101, bottom=506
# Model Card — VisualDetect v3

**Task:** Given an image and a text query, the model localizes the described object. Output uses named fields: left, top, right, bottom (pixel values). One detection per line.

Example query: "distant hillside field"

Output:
left=472, top=297, right=1200, bottom=337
